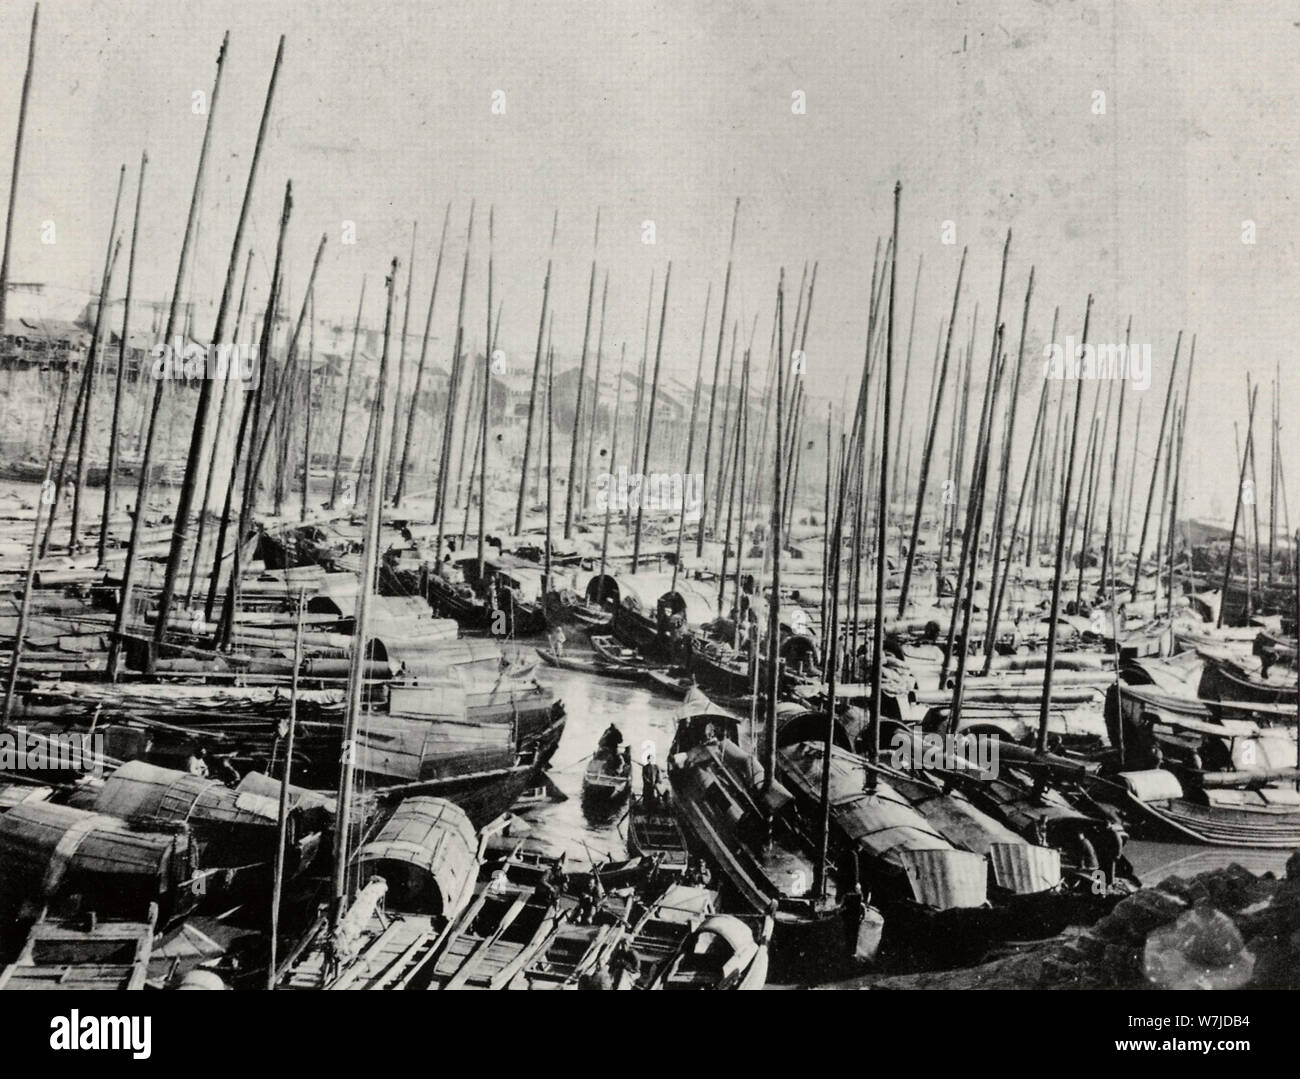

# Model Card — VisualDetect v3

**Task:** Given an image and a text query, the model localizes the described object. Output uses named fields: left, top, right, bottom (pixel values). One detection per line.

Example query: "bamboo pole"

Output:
left=154, top=35, right=283, bottom=659
left=433, top=202, right=474, bottom=550
left=477, top=209, right=493, bottom=580
left=564, top=211, right=600, bottom=539
left=208, top=183, right=291, bottom=631
left=868, top=186, right=903, bottom=763
left=395, top=204, right=450, bottom=507
left=671, top=285, right=711, bottom=594
left=267, top=586, right=306, bottom=988
left=107, top=33, right=229, bottom=679
left=1220, top=390, right=1258, bottom=627
left=329, top=276, right=367, bottom=508
left=597, top=343, right=627, bottom=597
left=699, top=198, right=740, bottom=555
left=185, top=244, right=254, bottom=605
left=632, top=264, right=671, bottom=572
left=765, top=271, right=786, bottom=792
left=581, top=271, right=609, bottom=515
left=330, top=256, right=397, bottom=929
left=384, top=221, right=418, bottom=501
left=0, top=3, right=38, bottom=342
left=1038, top=295, right=1092, bottom=752
left=981, top=265, right=1033, bottom=656
left=71, top=234, right=122, bottom=551
left=1130, top=332, right=1182, bottom=601
left=514, top=210, right=555, bottom=531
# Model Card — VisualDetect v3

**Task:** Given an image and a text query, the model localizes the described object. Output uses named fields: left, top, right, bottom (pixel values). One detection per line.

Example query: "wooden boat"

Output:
left=646, top=912, right=771, bottom=990
left=643, top=667, right=695, bottom=699
left=417, top=844, right=571, bottom=990
left=0, top=905, right=158, bottom=990
left=627, top=796, right=690, bottom=877
left=666, top=694, right=849, bottom=964
left=583, top=749, right=632, bottom=803
left=1197, top=651, right=1297, bottom=707
left=71, top=759, right=329, bottom=887
left=893, top=728, right=1132, bottom=883
left=0, top=801, right=197, bottom=925
left=614, top=883, right=717, bottom=987
left=1096, top=688, right=1300, bottom=848
left=279, top=797, right=479, bottom=990
left=589, top=633, right=655, bottom=673
left=536, top=647, right=646, bottom=682
left=542, top=588, right=612, bottom=631
left=688, top=637, right=754, bottom=697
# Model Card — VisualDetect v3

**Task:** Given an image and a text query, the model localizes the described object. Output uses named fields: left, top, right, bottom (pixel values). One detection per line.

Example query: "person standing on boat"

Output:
left=642, top=749, right=661, bottom=808
left=548, top=624, right=566, bottom=658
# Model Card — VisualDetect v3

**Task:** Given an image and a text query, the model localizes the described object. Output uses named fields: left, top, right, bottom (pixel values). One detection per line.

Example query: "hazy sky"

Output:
left=1, top=0, right=1297, bottom=522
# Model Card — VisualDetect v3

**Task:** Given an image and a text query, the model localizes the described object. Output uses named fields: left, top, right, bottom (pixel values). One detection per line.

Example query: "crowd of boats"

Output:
left=0, top=15, right=1297, bottom=992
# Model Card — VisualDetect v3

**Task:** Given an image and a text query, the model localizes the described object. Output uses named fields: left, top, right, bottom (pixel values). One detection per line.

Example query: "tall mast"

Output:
left=107, top=33, right=229, bottom=679
left=396, top=203, right=450, bottom=507
left=671, top=285, right=711, bottom=594
left=1218, top=385, right=1258, bottom=627
left=581, top=272, right=609, bottom=516
left=433, top=202, right=474, bottom=549
left=331, top=257, right=397, bottom=927
left=101, top=150, right=148, bottom=567
left=1130, top=331, right=1182, bottom=601
left=301, top=289, right=315, bottom=521
left=514, top=211, right=555, bottom=532
left=71, top=231, right=123, bottom=552
left=329, top=276, right=367, bottom=508
left=267, top=586, right=306, bottom=988
left=154, top=35, right=283, bottom=661
left=765, top=271, right=786, bottom=793
left=898, top=249, right=965, bottom=613
left=384, top=221, right=418, bottom=502
left=1038, top=295, right=1092, bottom=753
left=597, top=343, right=627, bottom=593
left=564, top=211, right=599, bottom=538
left=186, top=244, right=254, bottom=605
left=699, top=198, right=739, bottom=556
left=632, top=264, right=671, bottom=571
left=477, top=208, right=493, bottom=580
left=982, top=264, right=1033, bottom=656
left=213, top=187, right=294, bottom=647
left=1098, top=316, right=1131, bottom=592
left=0, top=3, right=38, bottom=342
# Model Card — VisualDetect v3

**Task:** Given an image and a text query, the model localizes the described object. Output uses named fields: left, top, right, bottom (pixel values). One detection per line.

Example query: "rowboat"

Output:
left=418, top=844, right=570, bottom=990
left=589, top=633, right=654, bottom=673
left=278, top=797, right=479, bottom=990
left=646, top=911, right=771, bottom=990
left=582, top=749, right=631, bottom=803
left=0, top=905, right=158, bottom=990
left=627, top=797, right=690, bottom=877
left=536, top=647, right=646, bottom=682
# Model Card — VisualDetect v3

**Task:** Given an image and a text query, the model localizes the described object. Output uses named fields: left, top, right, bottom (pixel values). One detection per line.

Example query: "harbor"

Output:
left=1, top=0, right=1299, bottom=1004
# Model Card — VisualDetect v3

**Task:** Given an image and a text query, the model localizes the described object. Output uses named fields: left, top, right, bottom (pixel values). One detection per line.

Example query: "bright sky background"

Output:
left=1, top=0, right=1297, bottom=524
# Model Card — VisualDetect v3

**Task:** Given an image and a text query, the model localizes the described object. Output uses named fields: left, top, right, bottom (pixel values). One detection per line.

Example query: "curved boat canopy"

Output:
left=354, top=797, right=479, bottom=918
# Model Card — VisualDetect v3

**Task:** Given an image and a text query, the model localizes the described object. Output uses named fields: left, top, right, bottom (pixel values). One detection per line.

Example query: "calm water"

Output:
left=521, top=642, right=1294, bottom=888
left=521, top=648, right=683, bottom=864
